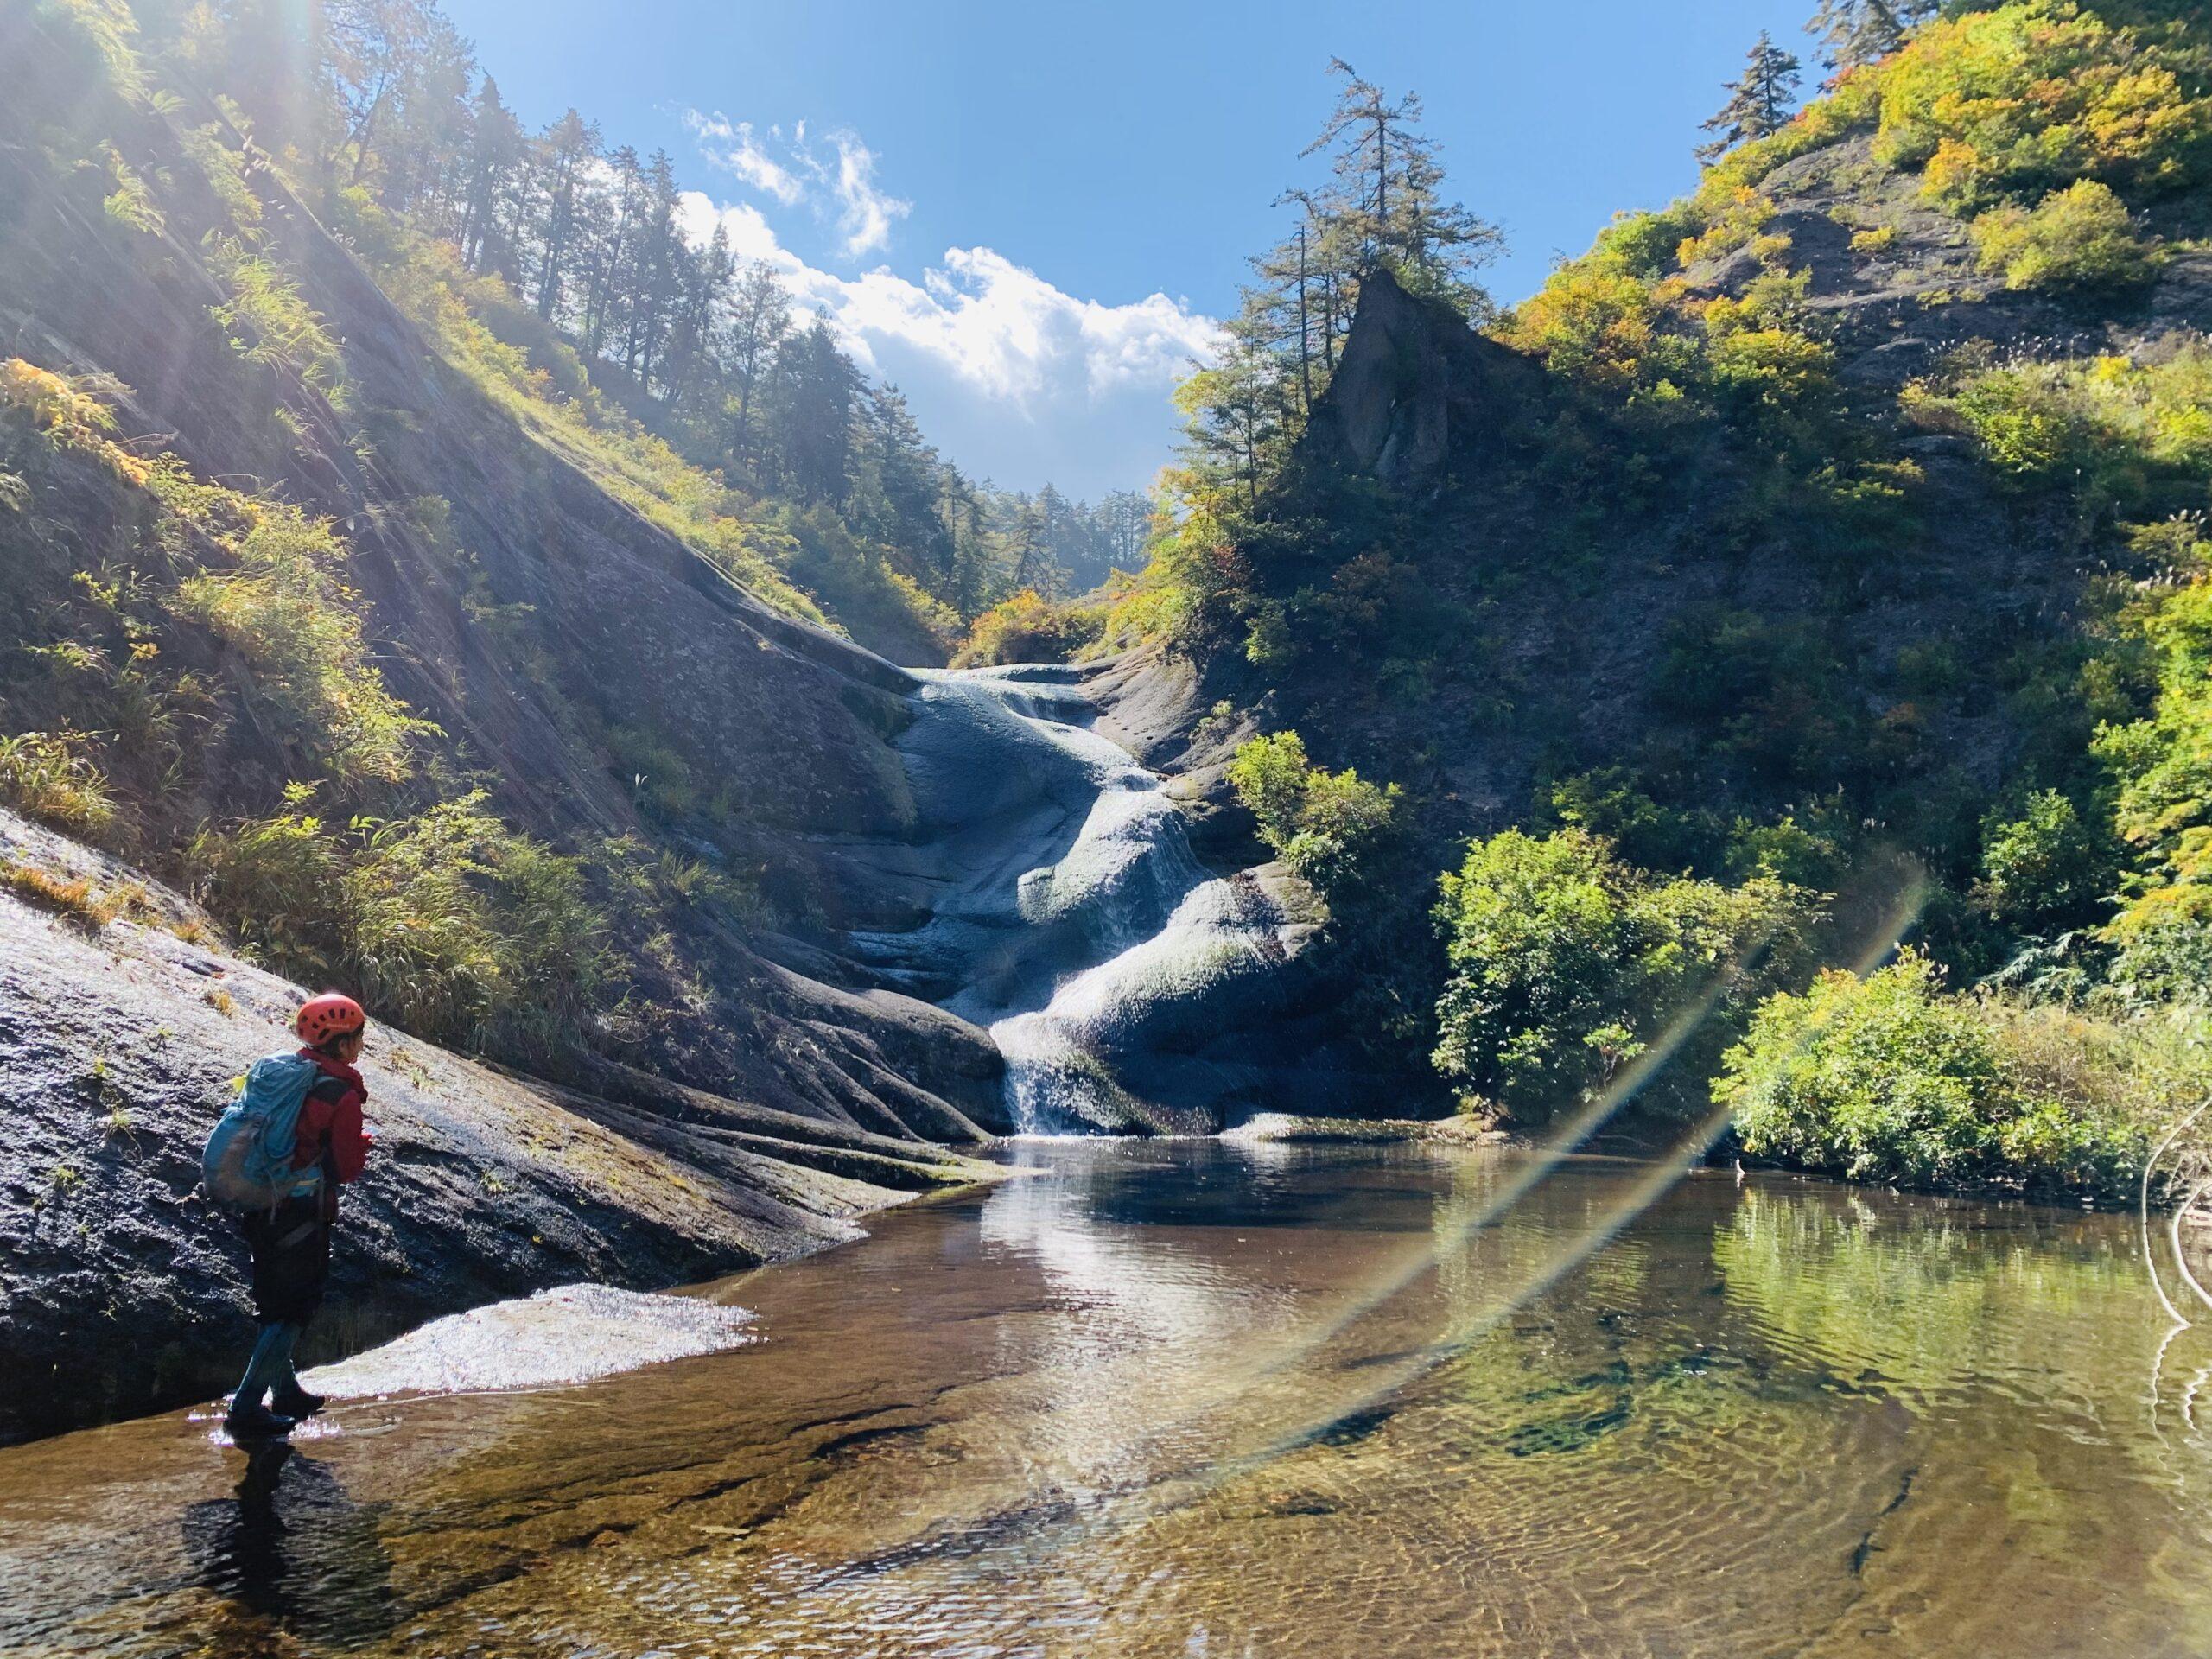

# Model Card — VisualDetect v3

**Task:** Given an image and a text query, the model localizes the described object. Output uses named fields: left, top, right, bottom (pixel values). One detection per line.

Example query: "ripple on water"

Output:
left=7, top=1146, right=2212, bottom=1658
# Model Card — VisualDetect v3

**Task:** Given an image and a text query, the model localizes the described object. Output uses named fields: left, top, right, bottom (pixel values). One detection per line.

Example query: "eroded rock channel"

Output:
left=838, top=663, right=1338, bottom=1135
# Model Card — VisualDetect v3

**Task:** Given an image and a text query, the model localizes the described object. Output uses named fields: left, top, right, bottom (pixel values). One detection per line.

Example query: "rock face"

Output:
left=835, top=667, right=1354, bottom=1135
left=1302, top=268, right=1539, bottom=487
left=1242, top=133, right=2212, bottom=876
left=0, top=812, right=999, bottom=1443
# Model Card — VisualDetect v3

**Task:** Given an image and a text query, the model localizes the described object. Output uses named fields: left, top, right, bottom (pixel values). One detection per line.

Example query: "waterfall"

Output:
left=846, top=664, right=1310, bottom=1135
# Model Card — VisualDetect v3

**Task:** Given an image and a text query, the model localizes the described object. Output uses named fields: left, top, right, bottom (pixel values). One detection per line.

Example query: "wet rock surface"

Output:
left=0, top=832, right=998, bottom=1445
left=300, top=1285, right=756, bottom=1401
left=836, top=668, right=1360, bottom=1134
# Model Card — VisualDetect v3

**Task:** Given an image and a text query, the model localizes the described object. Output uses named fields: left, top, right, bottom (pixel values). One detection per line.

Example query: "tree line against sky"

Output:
left=131, top=0, right=1153, bottom=619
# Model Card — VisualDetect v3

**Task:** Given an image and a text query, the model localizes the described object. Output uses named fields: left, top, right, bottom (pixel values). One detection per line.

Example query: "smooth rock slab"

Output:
left=303, top=1284, right=754, bottom=1400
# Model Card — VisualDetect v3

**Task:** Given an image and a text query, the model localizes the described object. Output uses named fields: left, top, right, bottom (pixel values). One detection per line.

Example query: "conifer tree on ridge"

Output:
left=1806, top=0, right=1938, bottom=79
left=1698, top=32, right=1803, bottom=164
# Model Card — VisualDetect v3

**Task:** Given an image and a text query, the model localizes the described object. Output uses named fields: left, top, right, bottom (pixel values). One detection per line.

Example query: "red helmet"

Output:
left=296, top=992, right=367, bottom=1047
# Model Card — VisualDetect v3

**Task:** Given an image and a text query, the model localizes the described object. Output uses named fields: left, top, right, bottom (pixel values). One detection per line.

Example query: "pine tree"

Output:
left=1250, top=191, right=1361, bottom=419
left=941, top=468, right=989, bottom=612
left=1806, top=0, right=1938, bottom=78
left=775, top=317, right=858, bottom=507
left=325, top=0, right=432, bottom=184
left=622, top=149, right=682, bottom=384
left=723, top=260, right=791, bottom=472
left=580, top=145, right=641, bottom=358
left=999, top=496, right=1068, bottom=596
left=1099, top=490, right=1154, bottom=571
left=455, top=76, right=524, bottom=277
left=1698, top=33, right=1803, bottom=164
left=531, top=110, right=599, bottom=322
left=376, top=13, right=475, bottom=222
left=1300, top=60, right=1501, bottom=308
left=1175, top=337, right=1293, bottom=510
left=851, top=384, right=951, bottom=576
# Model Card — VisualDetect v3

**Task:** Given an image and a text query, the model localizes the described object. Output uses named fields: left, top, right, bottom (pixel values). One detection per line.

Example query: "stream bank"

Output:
left=0, top=817, right=1001, bottom=1445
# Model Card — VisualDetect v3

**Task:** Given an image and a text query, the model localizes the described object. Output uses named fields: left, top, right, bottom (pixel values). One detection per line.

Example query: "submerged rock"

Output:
left=303, top=1284, right=754, bottom=1400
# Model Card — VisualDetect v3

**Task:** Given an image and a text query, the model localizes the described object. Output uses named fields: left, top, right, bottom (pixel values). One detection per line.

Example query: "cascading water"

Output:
left=845, top=664, right=1313, bottom=1135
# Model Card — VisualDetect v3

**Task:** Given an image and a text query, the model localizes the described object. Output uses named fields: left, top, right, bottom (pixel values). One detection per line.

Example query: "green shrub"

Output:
left=0, top=855, right=143, bottom=926
left=599, top=833, right=760, bottom=925
left=35, top=0, right=149, bottom=103
left=189, top=788, right=607, bottom=1049
left=0, top=730, right=120, bottom=840
left=206, top=238, right=343, bottom=391
left=1907, top=343, right=2212, bottom=511
left=1704, top=323, right=1837, bottom=414
left=345, top=793, right=605, bottom=1046
left=99, top=143, right=162, bottom=235
left=1591, top=205, right=1707, bottom=278
left=1717, top=951, right=2154, bottom=1198
left=1499, top=258, right=1695, bottom=394
left=605, top=723, right=701, bottom=822
left=951, top=588, right=1103, bottom=668
left=0, top=358, right=119, bottom=454
left=1433, top=827, right=1818, bottom=1123
left=2097, top=572, right=2212, bottom=999
left=1974, top=789, right=2113, bottom=931
left=1226, top=729, right=1402, bottom=895
left=181, top=124, right=259, bottom=231
left=1868, top=3, right=2212, bottom=213
left=1548, top=768, right=1719, bottom=876
left=1970, top=181, right=2156, bottom=291
left=1938, top=365, right=2089, bottom=480
left=184, top=789, right=347, bottom=969
left=172, top=500, right=434, bottom=785
left=1724, top=813, right=1848, bottom=889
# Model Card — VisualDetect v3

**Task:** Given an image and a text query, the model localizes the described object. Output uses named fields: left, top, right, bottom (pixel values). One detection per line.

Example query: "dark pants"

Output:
left=238, top=1197, right=330, bottom=1325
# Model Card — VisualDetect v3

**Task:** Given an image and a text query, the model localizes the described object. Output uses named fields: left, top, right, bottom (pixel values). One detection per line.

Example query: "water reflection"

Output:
left=179, top=1442, right=397, bottom=1651
left=5, top=1142, right=2212, bottom=1657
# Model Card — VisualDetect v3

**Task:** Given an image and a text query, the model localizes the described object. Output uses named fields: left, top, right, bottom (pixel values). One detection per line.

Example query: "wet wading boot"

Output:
left=269, top=1383, right=326, bottom=1421
left=223, top=1402, right=297, bottom=1440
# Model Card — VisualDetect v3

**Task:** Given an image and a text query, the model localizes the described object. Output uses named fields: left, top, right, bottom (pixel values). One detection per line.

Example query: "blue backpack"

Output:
left=201, top=1053, right=324, bottom=1212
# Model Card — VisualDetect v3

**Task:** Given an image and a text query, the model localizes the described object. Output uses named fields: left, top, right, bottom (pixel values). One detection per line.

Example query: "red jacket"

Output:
left=291, top=1050, right=372, bottom=1200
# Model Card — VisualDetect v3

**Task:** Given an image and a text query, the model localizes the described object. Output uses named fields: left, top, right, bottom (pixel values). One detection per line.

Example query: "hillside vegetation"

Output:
left=1, top=0, right=1030, bottom=1133
left=1107, top=0, right=2212, bottom=1199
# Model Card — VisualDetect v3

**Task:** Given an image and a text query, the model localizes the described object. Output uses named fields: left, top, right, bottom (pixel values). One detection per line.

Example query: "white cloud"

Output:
left=685, top=112, right=805, bottom=206
left=822, top=130, right=908, bottom=257
left=683, top=111, right=911, bottom=258
left=675, top=193, right=789, bottom=266
left=676, top=193, right=1221, bottom=412
left=671, top=118, right=1219, bottom=491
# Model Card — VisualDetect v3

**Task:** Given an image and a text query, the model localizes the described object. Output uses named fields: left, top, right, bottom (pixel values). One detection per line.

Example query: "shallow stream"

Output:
left=4, top=1139, right=2211, bottom=1656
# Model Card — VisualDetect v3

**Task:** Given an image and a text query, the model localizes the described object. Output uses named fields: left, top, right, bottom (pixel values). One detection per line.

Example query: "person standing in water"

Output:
left=223, top=994, right=373, bottom=1440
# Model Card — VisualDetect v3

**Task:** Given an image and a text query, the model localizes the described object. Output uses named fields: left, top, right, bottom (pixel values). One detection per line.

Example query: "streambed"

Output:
left=2, top=1138, right=2209, bottom=1656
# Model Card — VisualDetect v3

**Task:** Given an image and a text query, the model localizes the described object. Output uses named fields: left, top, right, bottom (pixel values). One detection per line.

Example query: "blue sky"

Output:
left=442, top=0, right=1822, bottom=498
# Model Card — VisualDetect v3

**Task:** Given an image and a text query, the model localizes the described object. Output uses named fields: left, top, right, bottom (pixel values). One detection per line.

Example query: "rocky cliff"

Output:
left=1203, top=143, right=2212, bottom=878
